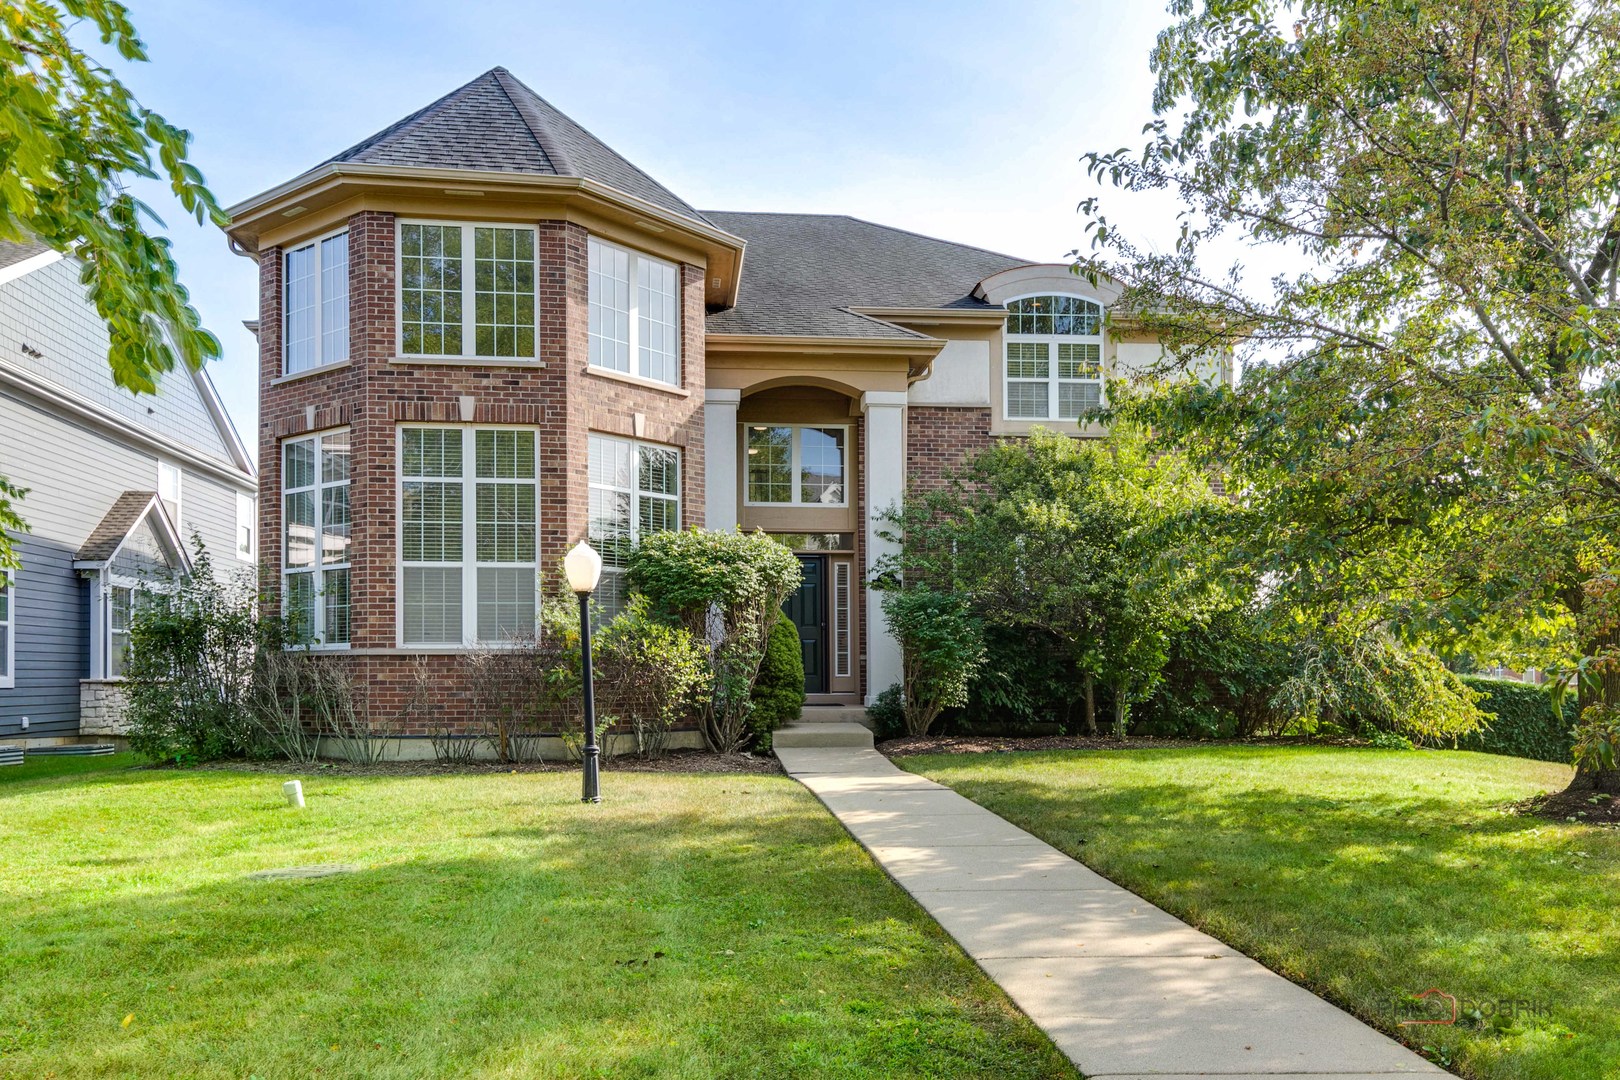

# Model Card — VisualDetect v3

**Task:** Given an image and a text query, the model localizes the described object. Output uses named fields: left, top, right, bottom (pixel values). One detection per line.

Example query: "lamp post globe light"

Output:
left=564, top=541, right=604, bottom=803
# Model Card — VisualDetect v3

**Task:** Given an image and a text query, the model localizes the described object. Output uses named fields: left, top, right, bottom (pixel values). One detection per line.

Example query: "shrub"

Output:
left=1448, top=676, right=1575, bottom=763
left=962, top=626, right=1089, bottom=734
left=882, top=584, right=984, bottom=737
left=462, top=595, right=579, bottom=762
left=749, top=613, right=805, bottom=749
left=596, top=596, right=709, bottom=758
left=124, top=545, right=257, bottom=765
left=628, top=529, right=802, bottom=753
left=866, top=684, right=906, bottom=740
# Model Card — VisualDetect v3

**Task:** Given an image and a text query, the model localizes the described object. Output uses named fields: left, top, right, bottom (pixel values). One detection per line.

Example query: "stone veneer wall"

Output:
left=79, top=680, right=130, bottom=736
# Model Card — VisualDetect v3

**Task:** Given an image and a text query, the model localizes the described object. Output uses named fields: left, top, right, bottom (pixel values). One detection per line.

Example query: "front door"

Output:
left=784, top=555, right=827, bottom=694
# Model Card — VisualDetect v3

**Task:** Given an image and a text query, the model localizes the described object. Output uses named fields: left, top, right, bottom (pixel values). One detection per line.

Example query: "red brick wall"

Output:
left=906, top=406, right=994, bottom=494
left=257, top=212, right=707, bottom=732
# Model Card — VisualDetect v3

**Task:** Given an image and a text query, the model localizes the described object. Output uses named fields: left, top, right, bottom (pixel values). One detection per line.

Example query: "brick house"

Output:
left=224, top=67, right=1220, bottom=744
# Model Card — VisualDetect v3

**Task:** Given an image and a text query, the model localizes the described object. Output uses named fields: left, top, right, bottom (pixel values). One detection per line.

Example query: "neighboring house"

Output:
left=0, top=239, right=257, bottom=744
left=222, top=67, right=1230, bottom=741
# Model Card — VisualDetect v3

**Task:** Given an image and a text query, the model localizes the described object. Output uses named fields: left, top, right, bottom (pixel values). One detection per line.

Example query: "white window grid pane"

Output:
left=1006, top=381, right=1049, bottom=419
left=476, top=429, right=535, bottom=480
left=285, top=571, right=316, bottom=643
left=1057, top=342, right=1102, bottom=378
left=402, top=481, right=463, bottom=562
left=476, top=482, right=537, bottom=562
left=746, top=426, right=792, bottom=503
left=588, top=486, right=633, bottom=570
left=799, top=428, right=845, bottom=505
left=403, top=567, right=462, bottom=645
left=588, top=238, right=632, bottom=373
left=473, top=227, right=536, bottom=358
left=322, top=567, right=351, bottom=646
left=638, top=445, right=678, bottom=497
left=589, top=435, right=679, bottom=571
left=320, top=232, right=350, bottom=364
left=284, top=244, right=317, bottom=374
left=400, top=224, right=463, bottom=355
left=637, top=256, right=680, bottom=385
left=477, top=567, right=536, bottom=641
left=1058, top=382, right=1103, bottom=419
left=282, top=431, right=351, bottom=645
left=403, top=427, right=462, bottom=479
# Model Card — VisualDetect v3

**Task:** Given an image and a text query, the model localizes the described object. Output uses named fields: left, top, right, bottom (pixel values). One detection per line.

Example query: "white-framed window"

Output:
left=0, top=575, right=13, bottom=689
left=236, top=492, right=256, bottom=560
left=398, top=221, right=537, bottom=359
left=282, top=430, right=351, bottom=646
left=588, top=236, right=681, bottom=385
left=1003, top=294, right=1106, bottom=421
left=744, top=425, right=848, bottom=506
left=588, top=434, right=680, bottom=618
left=157, top=461, right=182, bottom=531
left=400, top=426, right=538, bottom=645
left=92, top=509, right=182, bottom=678
left=284, top=229, right=350, bottom=374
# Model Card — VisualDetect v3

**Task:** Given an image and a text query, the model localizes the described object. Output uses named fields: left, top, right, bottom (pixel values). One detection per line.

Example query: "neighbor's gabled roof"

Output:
left=73, top=490, right=190, bottom=572
left=702, top=212, right=1030, bottom=339
left=317, top=67, right=710, bottom=229
left=0, top=238, right=52, bottom=273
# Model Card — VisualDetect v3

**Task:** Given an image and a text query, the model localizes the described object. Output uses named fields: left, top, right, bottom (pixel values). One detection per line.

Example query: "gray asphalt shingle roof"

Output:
left=702, top=212, right=1029, bottom=339
left=0, top=238, right=52, bottom=272
left=320, top=68, right=709, bottom=227
left=74, top=491, right=159, bottom=563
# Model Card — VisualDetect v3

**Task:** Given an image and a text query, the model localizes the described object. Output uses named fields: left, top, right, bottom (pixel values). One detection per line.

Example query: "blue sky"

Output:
left=110, top=0, right=1190, bottom=445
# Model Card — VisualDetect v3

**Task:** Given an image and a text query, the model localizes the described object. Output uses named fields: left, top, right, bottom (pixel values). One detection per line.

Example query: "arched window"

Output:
left=1003, top=295, right=1104, bottom=421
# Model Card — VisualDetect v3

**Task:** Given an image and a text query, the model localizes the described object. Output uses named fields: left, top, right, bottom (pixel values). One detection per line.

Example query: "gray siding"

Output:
left=0, top=389, right=253, bottom=739
left=0, top=257, right=233, bottom=463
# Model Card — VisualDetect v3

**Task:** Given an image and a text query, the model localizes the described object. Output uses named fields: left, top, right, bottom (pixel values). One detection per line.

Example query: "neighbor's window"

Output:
left=588, top=434, right=679, bottom=617
left=156, top=461, right=182, bottom=530
left=399, top=223, right=536, bottom=359
left=1003, top=295, right=1104, bottom=421
left=236, top=492, right=256, bottom=560
left=744, top=425, right=847, bottom=506
left=0, top=577, right=12, bottom=688
left=282, top=429, right=351, bottom=646
left=400, top=427, right=538, bottom=645
left=588, top=236, right=680, bottom=385
left=283, top=230, right=349, bottom=374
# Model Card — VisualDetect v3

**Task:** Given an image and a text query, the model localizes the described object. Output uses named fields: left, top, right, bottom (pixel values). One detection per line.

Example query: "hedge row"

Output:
left=1449, top=675, right=1575, bottom=764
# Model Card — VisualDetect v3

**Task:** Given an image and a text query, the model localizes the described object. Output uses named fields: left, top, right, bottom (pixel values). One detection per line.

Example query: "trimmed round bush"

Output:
left=749, top=612, right=805, bottom=747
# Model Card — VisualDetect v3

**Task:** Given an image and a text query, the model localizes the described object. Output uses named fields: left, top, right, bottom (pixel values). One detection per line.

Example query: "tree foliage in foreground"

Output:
left=1, top=0, right=223, bottom=570
left=1083, top=0, right=1620, bottom=781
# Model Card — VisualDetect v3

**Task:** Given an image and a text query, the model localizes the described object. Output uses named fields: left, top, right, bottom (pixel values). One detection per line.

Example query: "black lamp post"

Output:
left=564, top=540, right=604, bottom=803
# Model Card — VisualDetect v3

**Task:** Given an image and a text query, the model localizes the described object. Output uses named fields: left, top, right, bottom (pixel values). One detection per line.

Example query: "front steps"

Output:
left=773, top=705, right=875, bottom=749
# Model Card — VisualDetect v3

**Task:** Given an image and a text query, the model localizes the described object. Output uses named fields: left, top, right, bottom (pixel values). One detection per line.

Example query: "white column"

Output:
left=704, top=388, right=741, bottom=532
left=861, top=390, right=907, bottom=704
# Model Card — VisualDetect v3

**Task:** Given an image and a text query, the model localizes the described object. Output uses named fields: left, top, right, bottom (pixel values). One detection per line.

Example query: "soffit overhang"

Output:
left=224, top=164, right=747, bottom=308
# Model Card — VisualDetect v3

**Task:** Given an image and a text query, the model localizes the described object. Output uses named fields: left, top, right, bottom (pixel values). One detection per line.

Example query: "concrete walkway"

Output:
left=776, top=745, right=1447, bottom=1079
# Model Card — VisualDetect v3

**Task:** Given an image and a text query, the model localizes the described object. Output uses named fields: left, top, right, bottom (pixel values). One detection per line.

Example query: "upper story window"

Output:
left=588, top=236, right=680, bottom=386
left=744, top=425, right=847, bottom=506
left=284, top=229, right=349, bottom=374
left=156, top=461, right=182, bottom=532
left=236, top=493, right=256, bottom=560
left=399, top=222, right=537, bottom=360
left=283, top=430, right=351, bottom=646
left=1004, top=294, right=1105, bottom=421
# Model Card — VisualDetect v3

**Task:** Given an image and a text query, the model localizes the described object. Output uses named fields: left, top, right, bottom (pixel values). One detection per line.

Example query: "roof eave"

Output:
left=705, top=333, right=947, bottom=358
left=847, top=306, right=1008, bottom=328
left=224, top=164, right=747, bottom=307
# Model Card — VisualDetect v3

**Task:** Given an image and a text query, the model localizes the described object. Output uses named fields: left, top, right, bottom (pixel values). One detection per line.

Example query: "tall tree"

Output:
left=0, top=0, right=223, bottom=572
left=1084, top=0, right=1620, bottom=787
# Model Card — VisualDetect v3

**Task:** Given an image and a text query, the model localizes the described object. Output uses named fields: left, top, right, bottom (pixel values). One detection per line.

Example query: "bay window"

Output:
left=400, top=427, right=538, bottom=644
left=399, top=222, right=537, bottom=359
left=283, top=430, right=351, bottom=646
left=284, top=229, right=349, bottom=374
left=1003, top=294, right=1105, bottom=421
left=588, top=236, right=680, bottom=385
left=588, top=434, right=679, bottom=617
left=744, top=425, right=847, bottom=506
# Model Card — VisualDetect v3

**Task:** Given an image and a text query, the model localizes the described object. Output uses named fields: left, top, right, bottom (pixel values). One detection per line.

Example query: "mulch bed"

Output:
left=1514, top=787, right=1620, bottom=826
left=878, top=733, right=1365, bottom=757
left=195, top=749, right=782, bottom=777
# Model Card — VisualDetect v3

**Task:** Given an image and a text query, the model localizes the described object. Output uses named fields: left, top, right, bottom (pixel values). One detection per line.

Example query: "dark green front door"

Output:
left=784, top=555, right=827, bottom=694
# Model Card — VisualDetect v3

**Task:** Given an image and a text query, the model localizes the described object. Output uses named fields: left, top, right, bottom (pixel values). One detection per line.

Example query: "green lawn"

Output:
left=900, top=746, right=1617, bottom=1080
left=0, top=757, right=1074, bottom=1079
